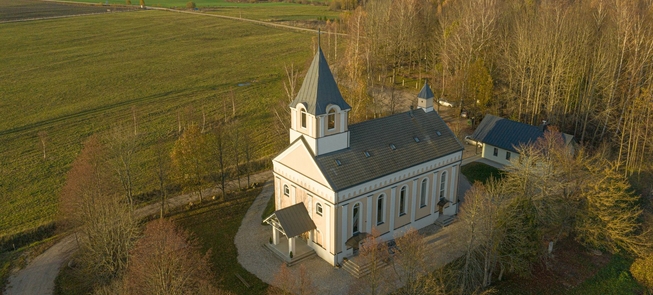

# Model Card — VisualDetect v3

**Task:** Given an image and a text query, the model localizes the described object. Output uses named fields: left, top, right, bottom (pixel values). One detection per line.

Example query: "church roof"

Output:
left=314, top=109, right=463, bottom=191
left=289, top=48, right=351, bottom=115
left=417, top=81, right=434, bottom=99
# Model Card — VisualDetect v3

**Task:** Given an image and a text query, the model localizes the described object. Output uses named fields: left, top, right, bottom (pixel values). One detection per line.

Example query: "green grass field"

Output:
left=0, top=9, right=316, bottom=240
left=204, top=5, right=338, bottom=21
left=71, top=0, right=327, bottom=9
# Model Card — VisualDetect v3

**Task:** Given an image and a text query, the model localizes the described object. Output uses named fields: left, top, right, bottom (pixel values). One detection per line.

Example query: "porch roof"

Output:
left=263, top=203, right=316, bottom=238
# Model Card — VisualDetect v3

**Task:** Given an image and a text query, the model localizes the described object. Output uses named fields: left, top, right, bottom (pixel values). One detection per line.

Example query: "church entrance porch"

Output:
left=265, top=235, right=315, bottom=266
left=263, top=203, right=317, bottom=266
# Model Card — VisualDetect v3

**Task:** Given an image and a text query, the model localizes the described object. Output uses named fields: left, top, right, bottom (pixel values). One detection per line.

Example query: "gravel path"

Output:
left=235, top=181, right=355, bottom=295
left=4, top=170, right=273, bottom=295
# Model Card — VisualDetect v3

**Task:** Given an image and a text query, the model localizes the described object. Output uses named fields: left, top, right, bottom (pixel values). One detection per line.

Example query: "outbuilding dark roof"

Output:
left=417, top=81, right=435, bottom=99
left=471, top=114, right=544, bottom=153
left=267, top=203, right=316, bottom=238
left=314, top=109, right=463, bottom=191
left=289, top=48, right=351, bottom=115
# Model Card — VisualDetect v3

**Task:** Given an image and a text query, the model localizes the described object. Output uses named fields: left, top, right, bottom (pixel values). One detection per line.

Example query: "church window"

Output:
left=390, top=144, right=397, bottom=150
left=328, top=109, right=336, bottom=130
left=413, top=136, right=420, bottom=143
left=283, top=185, right=289, bottom=196
left=420, top=179, right=428, bottom=208
left=436, top=131, right=442, bottom=136
left=440, top=172, right=447, bottom=200
left=316, top=203, right=323, bottom=216
left=364, top=151, right=371, bottom=158
left=301, top=109, right=307, bottom=128
left=399, top=186, right=407, bottom=216
left=353, top=203, right=360, bottom=234
left=377, top=195, right=385, bottom=224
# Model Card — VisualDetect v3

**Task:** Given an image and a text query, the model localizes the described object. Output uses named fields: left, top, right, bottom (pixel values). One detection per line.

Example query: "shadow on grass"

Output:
left=461, top=162, right=503, bottom=185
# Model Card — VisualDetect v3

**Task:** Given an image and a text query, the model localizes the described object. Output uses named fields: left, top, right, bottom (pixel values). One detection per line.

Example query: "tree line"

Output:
left=56, top=104, right=259, bottom=294
left=336, top=0, right=653, bottom=176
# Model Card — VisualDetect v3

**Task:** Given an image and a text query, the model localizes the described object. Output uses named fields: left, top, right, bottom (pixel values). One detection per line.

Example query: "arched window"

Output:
left=301, top=109, right=307, bottom=128
left=316, top=203, right=323, bottom=216
left=399, top=186, right=407, bottom=215
left=439, top=172, right=447, bottom=199
left=327, top=108, right=336, bottom=130
left=283, top=185, right=289, bottom=196
left=352, top=203, right=360, bottom=234
left=377, top=195, right=384, bottom=224
left=420, top=179, right=428, bottom=208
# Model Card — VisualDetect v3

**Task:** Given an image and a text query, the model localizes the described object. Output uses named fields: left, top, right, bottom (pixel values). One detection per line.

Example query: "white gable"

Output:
left=273, top=138, right=331, bottom=189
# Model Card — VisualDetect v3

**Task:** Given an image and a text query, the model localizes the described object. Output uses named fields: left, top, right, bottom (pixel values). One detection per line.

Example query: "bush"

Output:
left=329, top=0, right=341, bottom=11
left=126, top=0, right=131, bottom=4
left=186, top=1, right=195, bottom=8
left=631, top=255, right=653, bottom=291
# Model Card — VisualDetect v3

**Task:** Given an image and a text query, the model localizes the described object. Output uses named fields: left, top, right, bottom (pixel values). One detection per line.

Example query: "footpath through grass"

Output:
left=0, top=9, right=313, bottom=241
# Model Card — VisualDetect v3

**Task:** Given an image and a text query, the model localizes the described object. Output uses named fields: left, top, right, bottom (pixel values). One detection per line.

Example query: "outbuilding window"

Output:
left=493, top=147, right=498, bottom=157
left=506, top=151, right=511, bottom=161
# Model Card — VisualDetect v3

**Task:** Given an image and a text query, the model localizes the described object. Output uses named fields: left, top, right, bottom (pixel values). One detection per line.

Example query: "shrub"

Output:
left=126, top=0, right=131, bottom=4
left=186, top=1, right=195, bottom=8
left=631, top=255, right=653, bottom=291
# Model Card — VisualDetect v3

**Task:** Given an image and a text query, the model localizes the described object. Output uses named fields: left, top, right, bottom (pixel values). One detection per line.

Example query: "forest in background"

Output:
left=330, top=0, right=653, bottom=179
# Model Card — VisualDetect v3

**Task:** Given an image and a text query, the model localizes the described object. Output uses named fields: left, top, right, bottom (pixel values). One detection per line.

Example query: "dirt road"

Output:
left=4, top=170, right=273, bottom=295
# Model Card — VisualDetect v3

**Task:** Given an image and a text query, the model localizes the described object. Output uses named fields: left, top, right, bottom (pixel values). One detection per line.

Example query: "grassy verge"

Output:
left=173, top=187, right=268, bottom=294
left=461, top=162, right=502, bottom=185
left=0, top=8, right=313, bottom=241
left=569, top=254, right=642, bottom=295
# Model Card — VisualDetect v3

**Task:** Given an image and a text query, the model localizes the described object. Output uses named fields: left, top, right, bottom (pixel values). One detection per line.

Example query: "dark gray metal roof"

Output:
left=314, top=110, right=463, bottom=191
left=471, top=114, right=544, bottom=153
left=273, top=203, right=316, bottom=238
left=417, top=81, right=434, bottom=99
left=289, top=48, right=351, bottom=115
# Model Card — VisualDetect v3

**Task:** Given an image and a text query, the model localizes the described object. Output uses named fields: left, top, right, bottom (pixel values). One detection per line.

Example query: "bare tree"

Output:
left=268, top=264, right=316, bottom=295
left=106, top=124, right=139, bottom=210
left=358, top=228, right=390, bottom=295
left=208, top=124, right=229, bottom=199
left=392, top=228, right=428, bottom=295
left=59, top=135, right=138, bottom=283
left=154, top=136, right=170, bottom=219
left=123, top=219, right=226, bottom=295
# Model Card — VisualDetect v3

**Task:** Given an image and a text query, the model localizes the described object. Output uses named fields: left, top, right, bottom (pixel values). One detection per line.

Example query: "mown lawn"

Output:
left=460, top=161, right=503, bottom=185
left=173, top=187, right=268, bottom=294
left=0, top=9, right=314, bottom=241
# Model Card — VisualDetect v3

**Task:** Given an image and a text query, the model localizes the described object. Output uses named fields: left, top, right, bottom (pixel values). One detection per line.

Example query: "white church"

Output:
left=264, top=45, right=464, bottom=267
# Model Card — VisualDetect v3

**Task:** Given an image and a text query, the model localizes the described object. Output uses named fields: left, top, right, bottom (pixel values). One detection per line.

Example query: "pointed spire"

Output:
left=289, top=46, right=351, bottom=115
left=417, top=80, right=434, bottom=99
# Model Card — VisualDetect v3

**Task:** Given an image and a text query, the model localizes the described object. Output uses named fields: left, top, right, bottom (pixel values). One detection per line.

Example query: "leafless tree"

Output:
left=123, top=219, right=226, bottom=295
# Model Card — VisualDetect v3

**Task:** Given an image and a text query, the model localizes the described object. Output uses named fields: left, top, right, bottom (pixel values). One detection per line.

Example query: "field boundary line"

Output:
left=36, top=0, right=347, bottom=36
left=146, top=6, right=347, bottom=36
left=0, top=11, right=127, bottom=24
